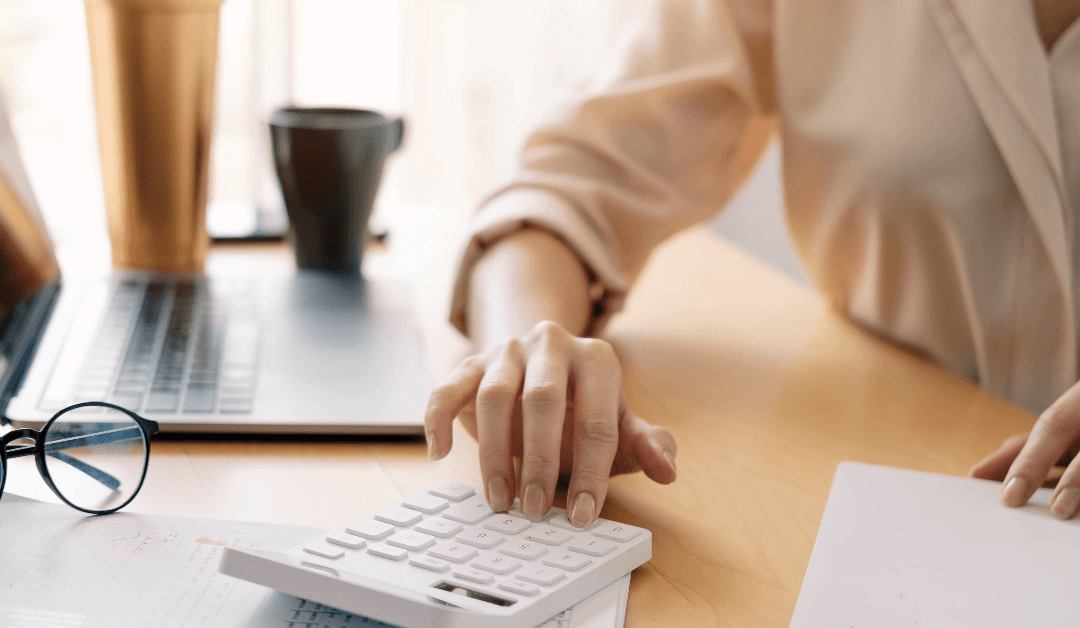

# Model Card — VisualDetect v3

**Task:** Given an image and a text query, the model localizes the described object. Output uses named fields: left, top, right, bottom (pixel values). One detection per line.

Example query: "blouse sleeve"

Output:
left=449, top=0, right=777, bottom=335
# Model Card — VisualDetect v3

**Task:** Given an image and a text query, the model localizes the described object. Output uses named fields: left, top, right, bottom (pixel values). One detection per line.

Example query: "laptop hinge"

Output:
left=0, top=281, right=61, bottom=424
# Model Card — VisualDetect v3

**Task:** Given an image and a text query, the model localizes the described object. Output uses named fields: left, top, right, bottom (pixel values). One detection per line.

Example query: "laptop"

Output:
left=0, top=98, right=429, bottom=436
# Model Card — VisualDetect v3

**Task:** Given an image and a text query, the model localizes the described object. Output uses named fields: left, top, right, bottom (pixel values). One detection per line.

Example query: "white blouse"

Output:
left=450, top=0, right=1080, bottom=415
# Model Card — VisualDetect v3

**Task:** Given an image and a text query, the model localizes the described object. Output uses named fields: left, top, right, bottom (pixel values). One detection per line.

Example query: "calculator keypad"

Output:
left=456, top=528, right=504, bottom=549
left=374, top=506, right=424, bottom=527
left=498, top=540, right=548, bottom=561
left=414, top=517, right=464, bottom=538
left=428, top=541, right=478, bottom=563
left=471, top=554, right=521, bottom=575
left=452, top=566, right=494, bottom=584
left=386, top=531, right=437, bottom=552
left=409, top=555, right=451, bottom=572
left=290, top=484, right=648, bottom=611
left=524, top=525, right=572, bottom=546
left=482, top=514, right=532, bottom=535
left=542, top=552, right=592, bottom=571
left=442, top=497, right=495, bottom=524
left=345, top=519, right=395, bottom=540
left=428, top=482, right=476, bottom=502
left=367, top=543, right=408, bottom=561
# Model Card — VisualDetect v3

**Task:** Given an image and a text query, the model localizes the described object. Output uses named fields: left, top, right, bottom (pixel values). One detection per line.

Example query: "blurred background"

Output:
left=0, top=0, right=802, bottom=296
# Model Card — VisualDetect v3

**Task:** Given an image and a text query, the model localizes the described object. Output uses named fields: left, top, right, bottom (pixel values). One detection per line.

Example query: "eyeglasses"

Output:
left=0, top=401, right=159, bottom=514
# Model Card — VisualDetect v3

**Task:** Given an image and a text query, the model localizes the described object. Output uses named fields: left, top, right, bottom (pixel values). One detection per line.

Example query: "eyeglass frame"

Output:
left=0, top=401, right=159, bottom=515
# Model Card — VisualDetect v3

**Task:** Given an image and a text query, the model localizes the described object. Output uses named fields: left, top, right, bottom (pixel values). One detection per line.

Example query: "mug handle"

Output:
left=386, top=117, right=405, bottom=154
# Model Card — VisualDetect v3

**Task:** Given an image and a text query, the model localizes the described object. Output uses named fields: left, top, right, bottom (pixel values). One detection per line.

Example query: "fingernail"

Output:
left=1051, top=486, right=1080, bottom=519
left=427, top=433, right=439, bottom=461
left=662, top=450, right=677, bottom=478
left=647, top=436, right=677, bottom=478
left=487, top=476, right=512, bottom=511
left=522, top=483, right=546, bottom=519
left=569, top=492, right=596, bottom=528
left=1001, top=476, right=1029, bottom=507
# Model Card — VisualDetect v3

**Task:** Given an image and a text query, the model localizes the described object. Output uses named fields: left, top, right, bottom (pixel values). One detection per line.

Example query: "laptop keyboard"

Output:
left=65, top=277, right=260, bottom=415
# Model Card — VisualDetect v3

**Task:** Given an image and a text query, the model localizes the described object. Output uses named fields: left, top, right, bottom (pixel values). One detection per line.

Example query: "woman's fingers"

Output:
left=424, top=319, right=677, bottom=524
left=566, top=339, right=622, bottom=527
left=424, top=357, right=486, bottom=461
left=611, top=408, right=677, bottom=484
left=475, top=340, right=525, bottom=511
left=969, top=433, right=1028, bottom=482
left=1050, top=453, right=1080, bottom=518
left=518, top=339, right=570, bottom=520
left=1001, top=383, right=1080, bottom=507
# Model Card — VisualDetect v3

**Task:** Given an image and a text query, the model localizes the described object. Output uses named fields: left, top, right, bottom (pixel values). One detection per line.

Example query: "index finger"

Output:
left=567, top=340, right=621, bottom=528
left=1002, top=391, right=1080, bottom=507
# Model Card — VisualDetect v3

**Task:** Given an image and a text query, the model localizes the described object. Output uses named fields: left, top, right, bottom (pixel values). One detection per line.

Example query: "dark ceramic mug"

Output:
left=269, top=107, right=405, bottom=274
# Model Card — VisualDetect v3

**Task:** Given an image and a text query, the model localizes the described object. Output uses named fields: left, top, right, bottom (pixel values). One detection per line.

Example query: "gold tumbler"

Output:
left=86, top=0, right=225, bottom=271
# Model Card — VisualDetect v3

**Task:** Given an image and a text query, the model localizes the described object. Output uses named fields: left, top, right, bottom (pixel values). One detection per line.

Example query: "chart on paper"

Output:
left=0, top=510, right=266, bottom=628
left=0, top=495, right=630, bottom=628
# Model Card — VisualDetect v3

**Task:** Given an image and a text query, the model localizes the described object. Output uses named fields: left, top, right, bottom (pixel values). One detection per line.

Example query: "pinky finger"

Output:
left=424, top=358, right=486, bottom=460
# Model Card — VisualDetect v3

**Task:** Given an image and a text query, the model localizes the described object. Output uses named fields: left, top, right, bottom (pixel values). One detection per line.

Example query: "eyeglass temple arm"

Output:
left=4, top=424, right=147, bottom=491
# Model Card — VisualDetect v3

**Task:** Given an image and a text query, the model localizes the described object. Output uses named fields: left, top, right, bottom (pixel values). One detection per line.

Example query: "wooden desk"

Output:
left=3, top=228, right=1037, bottom=626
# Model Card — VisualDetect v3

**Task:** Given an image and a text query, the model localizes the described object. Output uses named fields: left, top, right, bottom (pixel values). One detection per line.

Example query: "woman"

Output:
left=424, top=0, right=1080, bottom=527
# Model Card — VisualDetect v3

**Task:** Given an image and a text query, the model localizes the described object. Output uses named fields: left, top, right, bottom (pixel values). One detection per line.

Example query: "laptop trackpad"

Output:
left=256, top=272, right=429, bottom=429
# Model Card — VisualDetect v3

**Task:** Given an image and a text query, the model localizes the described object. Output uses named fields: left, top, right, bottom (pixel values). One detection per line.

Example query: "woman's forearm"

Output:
left=466, top=229, right=592, bottom=350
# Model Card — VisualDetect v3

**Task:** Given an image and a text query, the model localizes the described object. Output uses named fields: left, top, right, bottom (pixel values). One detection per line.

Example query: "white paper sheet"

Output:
left=0, top=494, right=629, bottom=628
left=790, top=462, right=1080, bottom=628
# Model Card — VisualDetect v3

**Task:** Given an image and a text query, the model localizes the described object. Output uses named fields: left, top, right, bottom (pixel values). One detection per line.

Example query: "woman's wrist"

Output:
left=467, top=228, right=592, bottom=350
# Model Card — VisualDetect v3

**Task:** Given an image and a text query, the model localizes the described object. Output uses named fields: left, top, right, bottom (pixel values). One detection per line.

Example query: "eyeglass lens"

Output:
left=42, top=405, right=148, bottom=512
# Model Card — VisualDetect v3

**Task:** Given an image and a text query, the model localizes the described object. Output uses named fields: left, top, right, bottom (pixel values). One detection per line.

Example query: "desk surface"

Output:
left=3, top=228, right=1036, bottom=626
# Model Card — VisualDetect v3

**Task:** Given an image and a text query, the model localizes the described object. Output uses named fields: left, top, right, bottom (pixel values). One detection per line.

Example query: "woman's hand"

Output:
left=971, top=380, right=1080, bottom=519
left=424, top=320, right=677, bottom=527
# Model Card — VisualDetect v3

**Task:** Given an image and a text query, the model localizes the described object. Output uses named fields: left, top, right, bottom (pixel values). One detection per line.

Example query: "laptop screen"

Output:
left=0, top=89, right=62, bottom=416
left=0, top=88, right=61, bottom=320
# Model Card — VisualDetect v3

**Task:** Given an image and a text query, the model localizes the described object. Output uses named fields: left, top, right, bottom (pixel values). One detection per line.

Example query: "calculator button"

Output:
left=367, top=543, right=409, bottom=561
left=409, top=555, right=451, bottom=572
left=482, top=515, right=532, bottom=535
left=345, top=519, right=395, bottom=541
left=386, top=531, right=437, bottom=552
left=374, top=506, right=424, bottom=527
left=591, top=521, right=641, bottom=543
left=550, top=513, right=601, bottom=531
left=325, top=531, right=366, bottom=550
left=429, top=482, right=476, bottom=502
left=515, top=565, right=566, bottom=586
left=442, top=497, right=495, bottom=524
left=303, top=542, right=344, bottom=560
left=498, top=580, right=539, bottom=596
left=402, top=494, right=450, bottom=514
left=471, top=554, right=521, bottom=575
left=414, top=518, right=464, bottom=538
left=452, top=566, right=495, bottom=584
left=568, top=537, right=617, bottom=557
left=498, top=541, right=547, bottom=561
left=428, top=542, right=478, bottom=563
left=542, top=552, right=592, bottom=571
left=524, top=525, right=573, bottom=546
left=455, top=528, right=503, bottom=549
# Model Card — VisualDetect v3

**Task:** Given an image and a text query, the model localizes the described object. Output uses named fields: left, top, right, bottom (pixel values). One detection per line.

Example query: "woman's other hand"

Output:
left=971, top=380, right=1080, bottom=518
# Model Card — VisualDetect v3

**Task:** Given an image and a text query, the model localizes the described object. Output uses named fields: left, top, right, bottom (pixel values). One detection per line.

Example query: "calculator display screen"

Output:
left=432, top=582, right=517, bottom=607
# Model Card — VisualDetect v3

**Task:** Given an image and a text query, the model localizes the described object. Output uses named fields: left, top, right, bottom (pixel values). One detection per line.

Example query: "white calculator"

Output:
left=219, top=482, right=650, bottom=628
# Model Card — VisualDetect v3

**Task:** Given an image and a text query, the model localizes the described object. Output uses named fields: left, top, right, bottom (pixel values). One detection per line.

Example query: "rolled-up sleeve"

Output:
left=449, top=0, right=776, bottom=335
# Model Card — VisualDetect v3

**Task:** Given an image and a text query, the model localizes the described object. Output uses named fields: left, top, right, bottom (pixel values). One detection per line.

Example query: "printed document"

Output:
left=0, top=494, right=629, bottom=628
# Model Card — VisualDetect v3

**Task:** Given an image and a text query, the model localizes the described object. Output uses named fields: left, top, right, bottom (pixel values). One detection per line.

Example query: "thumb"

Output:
left=611, top=407, right=677, bottom=484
